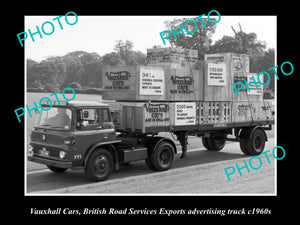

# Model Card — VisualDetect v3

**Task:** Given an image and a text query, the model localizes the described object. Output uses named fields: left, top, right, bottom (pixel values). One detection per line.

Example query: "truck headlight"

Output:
left=28, top=146, right=34, bottom=157
left=59, top=151, right=66, bottom=159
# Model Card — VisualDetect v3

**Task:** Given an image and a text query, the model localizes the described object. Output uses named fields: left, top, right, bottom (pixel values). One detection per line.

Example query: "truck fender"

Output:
left=84, top=140, right=121, bottom=170
left=249, top=126, right=268, bottom=142
left=240, top=126, right=268, bottom=142
left=145, top=136, right=177, bottom=154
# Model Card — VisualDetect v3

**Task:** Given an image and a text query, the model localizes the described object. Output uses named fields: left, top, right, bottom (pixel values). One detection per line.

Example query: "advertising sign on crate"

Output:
left=207, top=63, right=227, bottom=86
left=247, top=73, right=263, bottom=95
left=174, top=102, right=196, bottom=126
left=139, top=67, right=165, bottom=96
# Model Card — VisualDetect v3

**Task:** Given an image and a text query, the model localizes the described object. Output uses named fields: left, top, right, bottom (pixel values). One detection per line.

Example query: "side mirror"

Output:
left=83, top=111, right=89, bottom=118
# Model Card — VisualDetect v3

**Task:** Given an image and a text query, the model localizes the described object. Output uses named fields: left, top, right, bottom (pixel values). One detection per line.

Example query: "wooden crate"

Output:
left=102, top=65, right=165, bottom=101
left=102, top=65, right=203, bottom=101
left=196, top=60, right=263, bottom=102
left=231, top=101, right=273, bottom=123
left=205, top=52, right=249, bottom=73
left=109, top=101, right=197, bottom=133
left=162, top=66, right=203, bottom=101
left=198, top=101, right=232, bottom=125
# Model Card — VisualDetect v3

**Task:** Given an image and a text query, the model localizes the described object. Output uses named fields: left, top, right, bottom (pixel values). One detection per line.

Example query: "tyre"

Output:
left=47, top=165, right=68, bottom=173
left=239, top=128, right=251, bottom=154
left=202, top=135, right=226, bottom=151
left=85, top=148, right=113, bottom=182
left=239, top=128, right=266, bottom=155
left=147, top=142, right=175, bottom=171
left=202, top=136, right=210, bottom=150
left=145, top=157, right=155, bottom=170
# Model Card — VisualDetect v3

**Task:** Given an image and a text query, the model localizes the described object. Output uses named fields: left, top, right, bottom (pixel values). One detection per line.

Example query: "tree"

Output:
left=209, top=23, right=266, bottom=58
left=163, top=17, right=218, bottom=59
left=103, top=40, right=146, bottom=66
left=80, top=52, right=103, bottom=88
left=27, top=59, right=41, bottom=89
left=62, top=52, right=85, bottom=88
left=113, top=40, right=146, bottom=65
left=102, top=52, right=124, bottom=66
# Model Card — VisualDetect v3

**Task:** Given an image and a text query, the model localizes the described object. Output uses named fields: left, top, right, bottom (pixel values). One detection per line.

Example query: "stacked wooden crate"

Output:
left=102, top=48, right=270, bottom=133
left=204, top=53, right=263, bottom=101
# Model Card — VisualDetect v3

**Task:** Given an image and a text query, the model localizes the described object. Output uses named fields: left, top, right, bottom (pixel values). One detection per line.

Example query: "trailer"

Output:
left=28, top=49, right=274, bottom=181
left=28, top=99, right=273, bottom=181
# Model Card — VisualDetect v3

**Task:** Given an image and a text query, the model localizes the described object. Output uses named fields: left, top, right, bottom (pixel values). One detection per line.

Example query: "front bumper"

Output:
left=28, top=156, right=72, bottom=169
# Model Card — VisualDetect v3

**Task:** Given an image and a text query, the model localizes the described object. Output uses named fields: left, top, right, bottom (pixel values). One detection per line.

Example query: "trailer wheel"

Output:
left=85, top=148, right=113, bottom=182
left=240, top=128, right=266, bottom=155
left=147, top=142, right=175, bottom=171
left=202, top=136, right=226, bottom=151
left=239, top=128, right=251, bottom=154
left=47, top=165, right=68, bottom=173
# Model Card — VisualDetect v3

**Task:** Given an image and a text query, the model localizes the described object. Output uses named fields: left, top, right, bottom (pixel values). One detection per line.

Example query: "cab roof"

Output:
left=67, top=101, right=108, bottom=107
left=40, top=100, right=108, bottom=108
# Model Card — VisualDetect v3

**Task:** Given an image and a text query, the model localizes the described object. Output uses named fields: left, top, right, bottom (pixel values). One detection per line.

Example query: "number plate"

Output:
left=39, top=148, right=49, bottom=157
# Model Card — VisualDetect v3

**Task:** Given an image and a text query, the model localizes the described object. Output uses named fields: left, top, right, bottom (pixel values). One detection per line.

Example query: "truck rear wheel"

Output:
left=146, top=142, right=175, bottom=171
left=239, top=127, right=266, bottom=155
left=85, top=148, right=113, bottom=182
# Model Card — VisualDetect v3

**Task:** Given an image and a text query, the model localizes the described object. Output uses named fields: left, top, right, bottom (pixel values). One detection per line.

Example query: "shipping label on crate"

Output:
left=247, top=73, right=263, bottom=95
left=103, top=71, right=131, bottom=90
left=139, top=67, right=165, bottom=95
left=175, top=102, right=196, bottom=126
left=207, top=63, right=226, bottom=86
left=143, top=103, right=170, bottom=126
left=205, top=53, right=225, bottom=63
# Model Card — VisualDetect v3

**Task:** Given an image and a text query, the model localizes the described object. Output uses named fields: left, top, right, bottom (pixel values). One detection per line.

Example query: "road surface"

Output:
left=26, top=136, right=276, bottom=195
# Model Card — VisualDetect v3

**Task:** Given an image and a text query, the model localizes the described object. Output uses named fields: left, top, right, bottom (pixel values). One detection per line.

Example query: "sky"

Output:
left=24, top=15, right=276, bottom=62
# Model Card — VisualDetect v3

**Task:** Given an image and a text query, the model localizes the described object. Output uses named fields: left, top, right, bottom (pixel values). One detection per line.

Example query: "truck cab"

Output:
left=28, top=101, right=121, bottom=180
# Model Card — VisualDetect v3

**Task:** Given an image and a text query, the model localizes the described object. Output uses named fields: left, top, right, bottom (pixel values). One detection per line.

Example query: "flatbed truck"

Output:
left=28, top=100, right=274, bottom=181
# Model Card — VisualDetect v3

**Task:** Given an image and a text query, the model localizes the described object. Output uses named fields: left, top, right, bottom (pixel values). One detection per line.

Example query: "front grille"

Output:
left=32, top=145, right=67, bottom=160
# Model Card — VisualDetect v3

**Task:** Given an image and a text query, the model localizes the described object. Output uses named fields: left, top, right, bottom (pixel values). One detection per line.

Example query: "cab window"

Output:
left=75, top=108, right=112, bottom=131
left=76, top=108, right=99, bottom=131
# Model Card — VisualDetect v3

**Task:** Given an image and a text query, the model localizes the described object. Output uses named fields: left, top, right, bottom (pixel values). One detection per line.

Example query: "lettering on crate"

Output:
left=170, top=76, right=194, bottom=94
left=144, top=103, right=169, bottom=113
left=104, top=71, right=130, bottom=90
left=144, top=103, right=170, bottom=122
left=105, top=71, right=130, bottom=80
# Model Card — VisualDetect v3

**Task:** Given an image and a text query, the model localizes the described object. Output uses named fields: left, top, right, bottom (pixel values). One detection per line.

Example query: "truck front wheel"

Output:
left=85, top=148, right=113, bottom=182
left=146, top=142, right=175, bottom=171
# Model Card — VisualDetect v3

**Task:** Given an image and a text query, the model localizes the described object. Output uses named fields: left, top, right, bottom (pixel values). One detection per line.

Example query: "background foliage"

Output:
left=27, top=22, right=275, bottom=94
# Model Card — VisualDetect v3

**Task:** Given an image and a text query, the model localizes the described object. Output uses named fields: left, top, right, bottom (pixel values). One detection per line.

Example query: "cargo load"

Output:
left=102, top=61, right=262, bottom=102
left=109, top=101, right=273, bottom=133
left=102, top=65, right=202, bottom=101
left=146, top=47, right=198, bottom=67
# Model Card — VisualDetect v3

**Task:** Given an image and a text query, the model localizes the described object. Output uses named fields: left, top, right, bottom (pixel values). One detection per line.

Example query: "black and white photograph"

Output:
left=23, top=14, right=278, bottom=195
left=11, top=6, right=298, bottom=219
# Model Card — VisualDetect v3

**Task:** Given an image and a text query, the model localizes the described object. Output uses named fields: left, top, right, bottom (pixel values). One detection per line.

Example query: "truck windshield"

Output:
left=35, top=107, right=72, bottom=130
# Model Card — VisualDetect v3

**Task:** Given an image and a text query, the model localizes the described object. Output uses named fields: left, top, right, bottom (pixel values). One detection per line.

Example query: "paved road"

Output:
left=26, top=137, right=276, bottom=195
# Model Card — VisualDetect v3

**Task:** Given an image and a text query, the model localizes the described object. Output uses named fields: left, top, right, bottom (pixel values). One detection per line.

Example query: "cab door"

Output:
left=72, top=107, right=116, bottom=160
